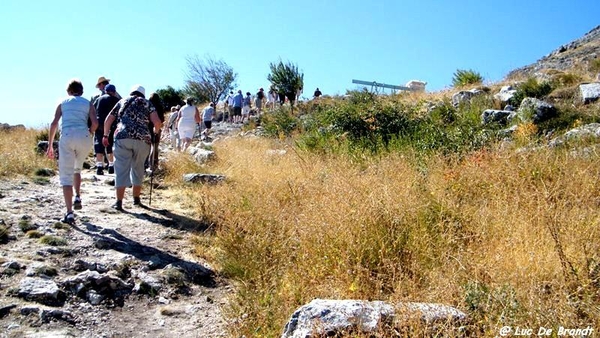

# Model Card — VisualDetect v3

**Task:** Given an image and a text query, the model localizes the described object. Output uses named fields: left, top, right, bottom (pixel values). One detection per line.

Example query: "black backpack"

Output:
left=257, top=91, right=264, bottom=100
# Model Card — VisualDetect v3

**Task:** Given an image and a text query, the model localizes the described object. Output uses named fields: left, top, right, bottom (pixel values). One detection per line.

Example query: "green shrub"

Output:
left=261, top=107, right=300, bottom=138
left=452, top=69, right=483, bottom=87
left=509, top=78, right=553, bottom=107
left=39, top=235, right=67, bottom=246
left=19, top=219, right=37, bottom=232
left=26, top=230, right=43, bottom=238
left=550, top=72, right=582, bottom=87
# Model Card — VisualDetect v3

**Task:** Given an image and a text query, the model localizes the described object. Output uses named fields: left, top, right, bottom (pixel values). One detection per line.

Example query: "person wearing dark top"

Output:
left=93, top=84, right=120, bottom=175
left=313, top=87, right=322, bottom=98
left=148, top=92, right=165, bottom=171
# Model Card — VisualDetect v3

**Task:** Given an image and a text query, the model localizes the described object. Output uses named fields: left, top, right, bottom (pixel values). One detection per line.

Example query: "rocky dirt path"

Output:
left=0, top=167, right=230, bottom=338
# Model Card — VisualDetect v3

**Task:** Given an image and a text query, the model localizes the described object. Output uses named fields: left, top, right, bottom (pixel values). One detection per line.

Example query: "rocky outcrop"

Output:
left=281, top=299, right=467, bottom=338
left=516, top=98, right=557, bottom=123
left=452, top=89, right=484, bottom=107
left=580, top=82, right=600, bottom=104
left=507, top=25, right=600, bottom=79
left=494, top=85, right=517, bottom=103
left=183, top=173, right=225, bottom=184
left=481, top=109, right=514, bottom=125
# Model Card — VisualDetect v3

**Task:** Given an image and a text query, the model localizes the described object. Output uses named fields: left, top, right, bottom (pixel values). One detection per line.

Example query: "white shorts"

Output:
left=242, top=106, right=250, bottom=116
left=58, top=130, right=92, bottom=186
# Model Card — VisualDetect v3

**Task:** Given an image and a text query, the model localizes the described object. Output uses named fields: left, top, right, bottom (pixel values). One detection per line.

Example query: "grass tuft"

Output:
left=39, top=235, right=67, bottom=246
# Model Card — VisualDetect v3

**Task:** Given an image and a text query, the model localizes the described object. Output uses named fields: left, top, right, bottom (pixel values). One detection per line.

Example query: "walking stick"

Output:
left=149, top=140, right=156, bottom=206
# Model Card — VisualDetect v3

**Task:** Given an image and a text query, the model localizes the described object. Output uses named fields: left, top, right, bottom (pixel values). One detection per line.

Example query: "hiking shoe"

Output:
left=96, top=166, right=104, bottom=175
left=73, top=196, right=82, bottom=210
left=111, top=201, right=123, bottom=211
left=62, top=212, right=75, bottom=225
left=108, top=166, right=114, bottom=174
left=133, top=197, right=143, bottom=206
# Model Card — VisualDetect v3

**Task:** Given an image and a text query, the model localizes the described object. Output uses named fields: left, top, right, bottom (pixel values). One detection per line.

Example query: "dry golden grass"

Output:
left=0, top=128, right=55, bottom=177
left=163, top=136, right=600, bottom=336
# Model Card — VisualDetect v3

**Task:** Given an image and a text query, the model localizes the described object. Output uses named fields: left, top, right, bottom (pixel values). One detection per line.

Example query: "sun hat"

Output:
left=105, top=84, right=116, bottom=93
left=130, top=84, right=145, bottom=97
left=96, top=76, right=110, bottom=88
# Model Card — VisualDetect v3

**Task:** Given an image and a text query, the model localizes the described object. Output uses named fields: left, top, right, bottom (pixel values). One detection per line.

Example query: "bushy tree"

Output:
left=267, top=60, right=304, bottom=110
left=184, top=54, right=237, bottom=104
left=452, top=69, right=483, bottom=87
left=155, top=86, right=184, bottom=110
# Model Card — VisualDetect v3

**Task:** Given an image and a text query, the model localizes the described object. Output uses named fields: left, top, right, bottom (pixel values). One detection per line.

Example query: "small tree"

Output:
left=267, top=60, right=304, bottom=111
left=155, top=86, right=184, bottom=109
left=184, top=54, right=237, bottom=104
left=452, top=69, right=483, bottom=87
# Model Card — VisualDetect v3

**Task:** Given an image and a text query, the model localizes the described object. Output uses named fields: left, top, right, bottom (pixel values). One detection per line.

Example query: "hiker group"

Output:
left=46, top=77, right=162, bottom=224
left=47, top=76, right=324, bottom=224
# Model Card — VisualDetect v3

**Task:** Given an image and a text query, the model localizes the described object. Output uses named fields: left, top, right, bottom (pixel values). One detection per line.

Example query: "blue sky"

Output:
left=0, top=0, right=598, bottom=128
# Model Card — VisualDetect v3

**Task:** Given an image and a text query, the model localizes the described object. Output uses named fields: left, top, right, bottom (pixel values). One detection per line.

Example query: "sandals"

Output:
left=62, top=211, right=75, bottom=225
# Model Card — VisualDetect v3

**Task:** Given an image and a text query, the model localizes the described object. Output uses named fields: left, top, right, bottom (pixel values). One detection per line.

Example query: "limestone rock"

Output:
left=580, top=82, right=600, bottom=104
left=183, top=173, right=225, bottom=184
left=18, top=277, right=64, bottom=305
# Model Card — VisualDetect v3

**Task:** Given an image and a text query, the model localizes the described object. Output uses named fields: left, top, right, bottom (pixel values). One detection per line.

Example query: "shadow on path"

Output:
left=71, top=220, right=217, bottom=287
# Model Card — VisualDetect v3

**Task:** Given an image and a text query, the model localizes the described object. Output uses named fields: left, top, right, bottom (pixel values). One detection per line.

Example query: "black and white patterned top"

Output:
left=110, top=96, right=156, bottom=144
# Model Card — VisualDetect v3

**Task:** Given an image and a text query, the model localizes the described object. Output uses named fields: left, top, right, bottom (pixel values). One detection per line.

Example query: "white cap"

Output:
left=130, top=84, right=145, bottom=97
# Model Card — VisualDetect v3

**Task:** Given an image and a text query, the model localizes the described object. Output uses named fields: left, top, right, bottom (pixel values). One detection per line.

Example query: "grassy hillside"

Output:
left=161, top=69, right=600, bottom=336
left=2, top=66, right=599, bottom=337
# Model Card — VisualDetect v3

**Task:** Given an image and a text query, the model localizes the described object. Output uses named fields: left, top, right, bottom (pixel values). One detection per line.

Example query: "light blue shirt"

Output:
left=202, top=106, right=215, bottom=121
left=60, top=96, right=90, bottom=133
left=232, top=93, right=243, bottom=108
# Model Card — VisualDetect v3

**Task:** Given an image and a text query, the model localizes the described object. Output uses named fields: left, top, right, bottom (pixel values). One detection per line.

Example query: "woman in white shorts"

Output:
left=47, top=79, right=98, bottom=224
left=176, top=97, right=200, bottom=151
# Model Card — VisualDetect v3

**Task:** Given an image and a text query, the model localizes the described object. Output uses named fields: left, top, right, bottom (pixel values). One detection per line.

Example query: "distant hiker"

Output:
left=91, top=76, right=121, bottom=106
left=93, top=84, right=120, bottom=175
left=148, top=92, right=165, bottom=170
left=176, top=97, right=200, bottom=151
left=232, top=90, right=243, bottom=123
left=201, top=102, right=215, bottom=139
left=242, top=92, right=252, bottom=122
left=296, top=87, right=303, bottom=102
left=313, top=87, right=322, bottom=98
left=267, top=89, right=277, bottom=110
left=102, top=84, right=162, bottom=211
left=47, top=79, right=99, bottom=224
left=167, top=106, right=181, bottom=150
left=225, top=91, right=234, bottom=122
left=255, top=88, right=265, bottom=116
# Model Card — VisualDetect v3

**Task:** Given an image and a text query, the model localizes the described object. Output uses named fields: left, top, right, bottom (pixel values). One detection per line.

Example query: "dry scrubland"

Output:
left=0, top=129, right=55, bottom=177
left=2, top=85, right=600, bottom=336
left=163, top=135, right=600, bottom=336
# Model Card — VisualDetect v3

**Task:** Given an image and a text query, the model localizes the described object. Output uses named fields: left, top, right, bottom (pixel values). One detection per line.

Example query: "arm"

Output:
left=194, top=107, right=201, bottom=124
left=46, top=104, right=62, bottom=159
left=150, top=112, right=162, bottom=133
left=88, top=103, right=99, bottom=134
left=102, top=103, right=119, bottom=147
